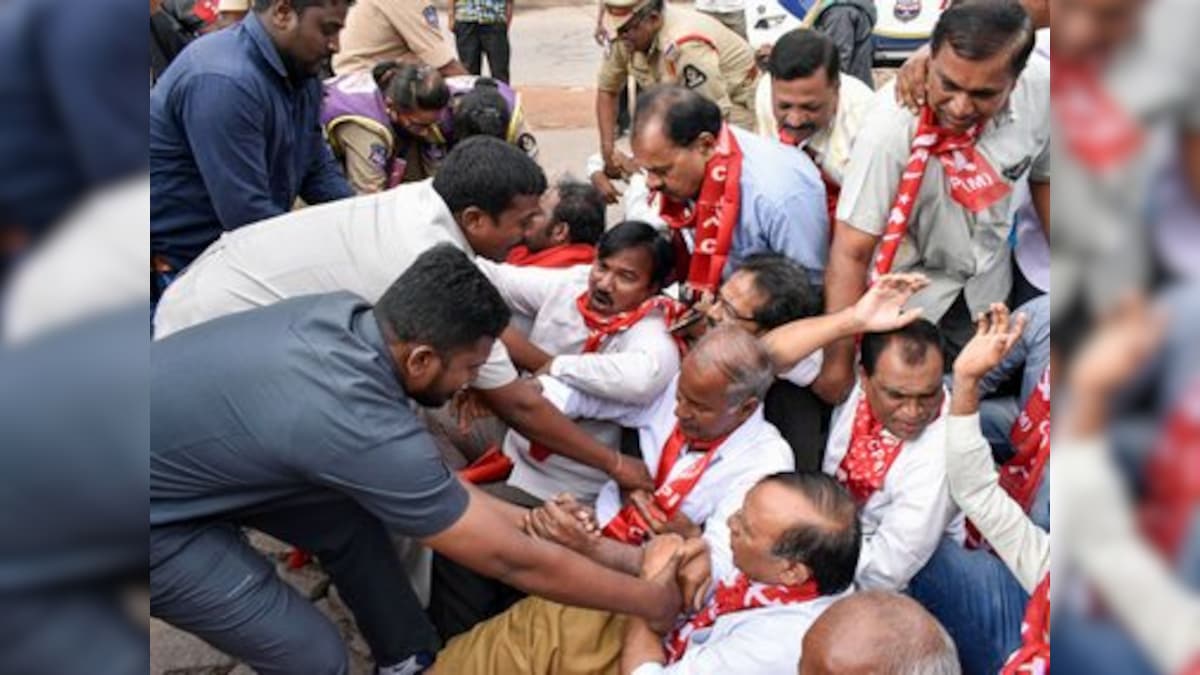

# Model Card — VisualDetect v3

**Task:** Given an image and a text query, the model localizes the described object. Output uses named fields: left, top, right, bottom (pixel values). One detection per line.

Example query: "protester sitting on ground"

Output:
left=506, top=179, right=606, bottom=269
left=799, top=590, right=961, bottom=675
left=618, top=473, right=861, bottom=674
left=155, top=138, right=658, bottom=501
left=814, top=318, right=961, bottom=590
left=151, top=245, right=683, bottom=675
left=429, top=326, right=795, bottom=672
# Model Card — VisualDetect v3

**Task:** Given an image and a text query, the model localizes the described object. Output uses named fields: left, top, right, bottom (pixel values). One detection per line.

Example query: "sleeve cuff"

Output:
left=631, top=662, right=668, bottom=675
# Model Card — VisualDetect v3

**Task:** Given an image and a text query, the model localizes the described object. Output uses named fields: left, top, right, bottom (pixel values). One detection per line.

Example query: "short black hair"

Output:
left=633, top=85, right=722, bottom=148
left=252, top=0, right=352, bottom=14
left=733, top=254, right=821, bottom=330
left=374, top=244, right=510, bottom=354
left=860, top=319, right=945, bottom=377
left=767, top=28, right=840, bottom=84
left=762, top=472, right=861, bottom=595
left=595, top=221, right=675, bottom=289
left=553, top=179, right=606, bottom=246
left=372, top=61, right=450, bottom=111
left=432, top=136, right=548, bottom=220
left=453, top=82, right=511, bottom=142
left=931, top=0, right=1035, bottom=78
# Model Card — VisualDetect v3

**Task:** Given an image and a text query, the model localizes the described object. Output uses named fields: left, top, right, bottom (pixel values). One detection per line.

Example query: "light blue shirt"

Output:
left=727, top=127, right=829, bottom=286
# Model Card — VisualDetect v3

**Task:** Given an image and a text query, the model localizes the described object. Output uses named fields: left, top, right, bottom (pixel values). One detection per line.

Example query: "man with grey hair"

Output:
left=799, top=590, right=961, bottom=675
left=428, top=325, right=796, bottom=673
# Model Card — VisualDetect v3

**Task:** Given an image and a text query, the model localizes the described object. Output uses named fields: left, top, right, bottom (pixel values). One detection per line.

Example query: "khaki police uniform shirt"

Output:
left=837, top=58, right=1051, bottom=323
left=333, top=0, right=458, bottom=75
left=596, top=5, right=758, bottom=129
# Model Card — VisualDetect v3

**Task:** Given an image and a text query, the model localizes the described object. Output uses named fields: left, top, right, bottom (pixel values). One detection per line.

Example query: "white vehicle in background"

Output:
left=743, top=0, right=946, bottom=64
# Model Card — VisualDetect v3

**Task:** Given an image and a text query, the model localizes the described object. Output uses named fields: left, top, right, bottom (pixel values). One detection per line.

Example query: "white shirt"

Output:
left=540, top=374, right=795, bottom=582
left=1011, top=29, right=1051, bottom=293
left=475, top=261, right=682, bottom=501
left=630, top=589, right=848, bottom=675
left=837, top=60, right=1051, bottom=322
left=822, top=382, right=962, bottom=590
left=754, top=72, right=875, bottom=186
left=152, top=179, right=517, bottom=389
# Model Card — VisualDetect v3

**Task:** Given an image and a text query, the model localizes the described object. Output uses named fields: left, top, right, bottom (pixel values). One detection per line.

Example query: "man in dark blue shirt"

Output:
left=151, top=245, right=681, bottom=674
left=150, top=0, right=354, bottom=279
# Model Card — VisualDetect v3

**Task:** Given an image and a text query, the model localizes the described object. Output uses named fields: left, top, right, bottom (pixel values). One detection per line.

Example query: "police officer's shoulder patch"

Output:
left=422, top=5, right=439, bottom=29
left=681, top=64, right=707, bottom=89
left=517, top=133, right=538, bottom=156
left=369, top=143, right=389, bottom=168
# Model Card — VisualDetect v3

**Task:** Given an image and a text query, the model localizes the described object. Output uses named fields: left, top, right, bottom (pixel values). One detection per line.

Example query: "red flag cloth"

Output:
left=835, top=396, right=907, bottom=504
left=659, top=124, right=744, bottom=298
left=600, top=423, right=728, bottom=544
left=665, top=573, right=821, bottom=663
left=527, top=292, right=684, bottom=461
left=506, top=243, right=597, bottom=269
left=1052, top=60, right=1144, bottom=172
left=457, top=445, right=514, bottom=484
left=872, top=107, right=1011, bottom=280
left=1000, top=574, right=1050, bottom=675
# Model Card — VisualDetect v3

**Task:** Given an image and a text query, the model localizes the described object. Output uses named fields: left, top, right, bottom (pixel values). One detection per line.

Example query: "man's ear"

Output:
left=736, top=395, right=760, bottom=420
left=779, top=559, right=812, bottom=587
left=459, top=206, right=490, bottom=235
left=269, top=0, right=299, bottom=30
left=404, top=344, right=442, bottom=381
left=549, top=221, right=570, bottom=245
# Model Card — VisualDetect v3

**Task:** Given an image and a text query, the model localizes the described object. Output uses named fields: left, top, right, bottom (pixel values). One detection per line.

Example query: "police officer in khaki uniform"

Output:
left=596, top=0, right=758, bottom=177
left=333, top=0, right=469, bottom=76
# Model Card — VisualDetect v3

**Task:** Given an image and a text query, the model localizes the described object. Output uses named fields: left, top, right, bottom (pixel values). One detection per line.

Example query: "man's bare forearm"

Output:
left=480, top=382, right=619, bottom=473
left=597, top=89, right=620, bottom=160
left=814, top=224, right=873, bottom=403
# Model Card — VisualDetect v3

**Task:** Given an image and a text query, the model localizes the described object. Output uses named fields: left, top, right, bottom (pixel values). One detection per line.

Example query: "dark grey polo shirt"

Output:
left=150, top=292, right=467, bottom=560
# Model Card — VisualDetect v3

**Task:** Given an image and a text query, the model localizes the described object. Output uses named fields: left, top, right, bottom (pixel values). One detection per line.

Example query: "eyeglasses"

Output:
left=715, top=295, right=758, bottom=324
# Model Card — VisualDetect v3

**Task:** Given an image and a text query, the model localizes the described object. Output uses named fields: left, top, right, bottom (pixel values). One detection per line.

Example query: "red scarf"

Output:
left=968, top=367, right=1052, bottom=549
left=1052, top=60, right=1143, bottom=172
left=835, top=395, right=907, bottom=504
left=1140, top=377, right=1200, bottom=560
left=1001, top=573, right=1050, bottom=675
left=600, top=423, right=728, bottom=544
left=873, top=107, right=1012, bottom=280
left=659, top=124, right=743, bottom=299
left=780, top=131, right=839, bottom=238
left=665, top=572, right=820, bottom=663
left=527, top=292, right=683, bottom=461
left=506, top=243, right=597, bottom=269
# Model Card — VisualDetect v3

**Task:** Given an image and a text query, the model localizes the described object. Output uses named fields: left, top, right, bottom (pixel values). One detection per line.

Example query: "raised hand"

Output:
left=1069, top=293, right=1167, bottom=397
left=953, top=303, right=1028, bottom=382
left=852, top=273, right=929, bottom=332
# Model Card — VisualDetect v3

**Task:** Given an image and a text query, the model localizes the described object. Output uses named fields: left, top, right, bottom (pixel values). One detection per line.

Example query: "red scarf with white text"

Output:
left=1052, top=60, right=1144, bottom=172
left=506, top=243, right=597, bottom=269
left=835, top=395, right=907, bottom=504
left=600, top=423, right=727, bottom=544
left=873, top=107, right=1011, bottom=280
left=665, top=572, right=821, bottom=663
left=527, top=292, right=683, bottom=461
left=658, top=124, right=743, bottom=299
left=1000, top=573, right=1050, bottom=675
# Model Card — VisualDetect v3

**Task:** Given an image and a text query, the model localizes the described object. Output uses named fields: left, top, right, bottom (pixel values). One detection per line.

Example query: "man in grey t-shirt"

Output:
left=150, top=246, right=680, bottom=675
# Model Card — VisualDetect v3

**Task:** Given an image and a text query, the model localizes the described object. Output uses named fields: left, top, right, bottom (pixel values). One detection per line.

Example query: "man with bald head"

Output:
left=429, top=325, right=796, bottom=673
left=799, top=590, right=961, bottom=675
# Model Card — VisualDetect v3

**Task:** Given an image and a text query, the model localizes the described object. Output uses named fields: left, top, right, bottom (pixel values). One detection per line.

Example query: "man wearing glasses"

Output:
left=594, top=0, right=758, bottom=182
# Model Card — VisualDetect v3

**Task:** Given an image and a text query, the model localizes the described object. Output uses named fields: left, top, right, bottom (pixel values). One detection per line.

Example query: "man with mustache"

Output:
left=753, top=29, right=874, bottom=229
left=814, top=0, right=1050, bottom=405
left=151, top=0, right=355, bottom=290
left=476, top=221, right=681, bottom=506
left=151, top=246, right=683, bottom=675
left=594, top=0, right=758, bottom=182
